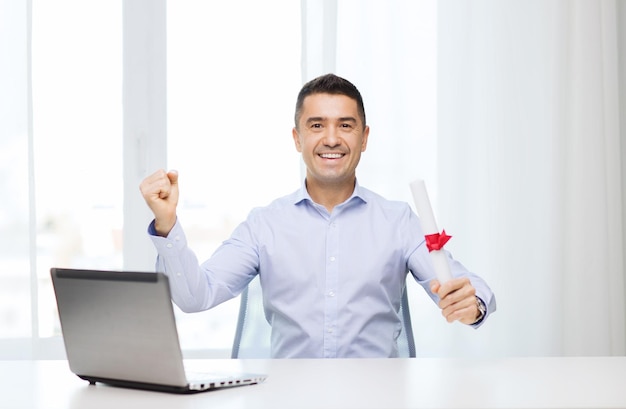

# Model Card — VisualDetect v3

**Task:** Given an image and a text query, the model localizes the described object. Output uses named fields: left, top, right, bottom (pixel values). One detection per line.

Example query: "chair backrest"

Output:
left=231, top=275, right=272, bottom=358
left=231, top=275, right=416, bottom=358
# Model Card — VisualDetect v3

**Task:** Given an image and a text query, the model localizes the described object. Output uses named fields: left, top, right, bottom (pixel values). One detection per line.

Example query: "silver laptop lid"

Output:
left=50, top=268, right=189, bottom=388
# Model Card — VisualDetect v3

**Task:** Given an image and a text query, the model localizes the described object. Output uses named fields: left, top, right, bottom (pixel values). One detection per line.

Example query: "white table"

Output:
left=1, top=357, right=625, bottom=409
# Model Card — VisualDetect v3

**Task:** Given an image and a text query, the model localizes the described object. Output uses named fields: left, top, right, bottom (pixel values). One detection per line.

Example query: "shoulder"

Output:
left=358, top=185, right=413, bottom=216
left=356, top=185, right=424, bottom=241
left=354, top=185, right=420, bottom=232
left=246, top=188, right=301, bottom=221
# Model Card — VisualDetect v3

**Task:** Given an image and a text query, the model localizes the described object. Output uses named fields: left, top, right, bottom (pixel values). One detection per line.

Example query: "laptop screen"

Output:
left=51, top=268, right=189, bottom=387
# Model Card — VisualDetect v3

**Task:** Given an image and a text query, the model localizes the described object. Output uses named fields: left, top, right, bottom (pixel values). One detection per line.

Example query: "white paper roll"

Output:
left=409, top=179, right=438, bottom=234
left=410, top=179, right=453, bottom=283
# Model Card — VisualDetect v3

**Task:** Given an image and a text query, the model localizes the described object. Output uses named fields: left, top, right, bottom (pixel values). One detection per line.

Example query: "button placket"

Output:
left=323, top=218, right=339, bottom=357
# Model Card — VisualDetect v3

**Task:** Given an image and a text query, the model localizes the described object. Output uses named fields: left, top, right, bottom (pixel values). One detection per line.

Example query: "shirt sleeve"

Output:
left=147, top=218, right=257, bottom=313
left=404, top=208, right=497, bottom=327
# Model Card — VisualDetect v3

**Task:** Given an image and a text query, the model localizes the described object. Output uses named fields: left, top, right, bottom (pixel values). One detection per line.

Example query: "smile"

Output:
left=319, top=153, right=344, bottom=159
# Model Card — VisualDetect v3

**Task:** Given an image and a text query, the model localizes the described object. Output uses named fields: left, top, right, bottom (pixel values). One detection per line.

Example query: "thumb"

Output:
left=430, top=279, right=441, bottom=295
left=167, top=169, right=179, bottom=185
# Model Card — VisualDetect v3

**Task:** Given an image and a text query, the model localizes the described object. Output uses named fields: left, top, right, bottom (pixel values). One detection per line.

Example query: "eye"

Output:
left=310, top=123, right=322, bottom=129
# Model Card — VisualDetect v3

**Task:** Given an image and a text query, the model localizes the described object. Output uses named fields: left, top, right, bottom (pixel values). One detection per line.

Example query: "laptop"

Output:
left=50, top=267, right=267, bottom=393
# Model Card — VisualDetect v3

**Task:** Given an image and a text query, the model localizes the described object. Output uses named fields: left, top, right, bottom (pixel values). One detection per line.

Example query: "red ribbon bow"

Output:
left=425, top=230, right=452, bottom=252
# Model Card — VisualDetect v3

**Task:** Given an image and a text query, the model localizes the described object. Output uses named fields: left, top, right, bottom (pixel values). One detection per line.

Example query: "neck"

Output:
left=305, top=177, right=356, bottom=213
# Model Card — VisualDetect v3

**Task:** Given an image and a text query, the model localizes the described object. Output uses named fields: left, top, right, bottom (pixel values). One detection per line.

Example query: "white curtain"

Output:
left=437, top=0, right=625, bottom=356
left=309, top=0, right=625, bottom=357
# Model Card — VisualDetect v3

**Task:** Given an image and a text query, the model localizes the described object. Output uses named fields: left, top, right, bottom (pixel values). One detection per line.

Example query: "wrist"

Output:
left=472, top=296, right=486, bottom=325
left=154, top=216, right=176, bottom=237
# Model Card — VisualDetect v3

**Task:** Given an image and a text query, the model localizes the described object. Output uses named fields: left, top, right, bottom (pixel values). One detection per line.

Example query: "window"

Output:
left=0, top=0, right=122, bottom=356
left=32, top=0, right=123, bottom=338
left=1, top=0, right=300, bottom=359
left=0, top=0, right=31, bottom=341
left=166, top=0, right=302, bottom=353
left=2, top=0, right=438, bottom=359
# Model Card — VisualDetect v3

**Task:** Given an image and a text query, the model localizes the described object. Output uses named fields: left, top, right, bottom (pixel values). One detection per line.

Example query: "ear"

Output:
left=361, top=125, right=370, bottom=152
left=292, top=127, right=303, bottom=152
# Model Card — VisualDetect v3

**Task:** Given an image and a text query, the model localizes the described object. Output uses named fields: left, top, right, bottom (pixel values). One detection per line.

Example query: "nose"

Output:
left=322, top=127, right=341, bottom=148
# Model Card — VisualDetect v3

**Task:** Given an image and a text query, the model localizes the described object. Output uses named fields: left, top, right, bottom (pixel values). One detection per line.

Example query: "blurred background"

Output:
left=1, top=0, right=624, bottom=359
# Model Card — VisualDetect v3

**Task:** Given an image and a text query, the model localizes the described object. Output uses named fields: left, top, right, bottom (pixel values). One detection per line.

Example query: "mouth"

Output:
left=318, top=152, right=345, bottom=159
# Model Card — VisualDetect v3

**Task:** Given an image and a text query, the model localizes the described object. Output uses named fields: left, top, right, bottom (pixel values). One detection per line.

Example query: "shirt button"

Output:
left=166, top=243, right=173, bottom=249
left=327, top=328, right=333, bottom=333
left=174, top=235, right=180, bottom=241
left=328, top=291, right=335, bottom=297
left=329, top=256, right=336, bottom=262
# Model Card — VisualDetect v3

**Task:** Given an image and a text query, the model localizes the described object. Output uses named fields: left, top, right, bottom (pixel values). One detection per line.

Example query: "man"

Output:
left=140, top=73, right=496, bottom=358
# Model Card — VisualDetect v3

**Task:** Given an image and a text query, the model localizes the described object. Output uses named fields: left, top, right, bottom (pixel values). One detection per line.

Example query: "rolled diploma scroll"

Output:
left=409, top=179, right=453, bottom=283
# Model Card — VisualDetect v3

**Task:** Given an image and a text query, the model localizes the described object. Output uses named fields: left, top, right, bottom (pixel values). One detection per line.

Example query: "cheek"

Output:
left=297, top=136, right=318, bottom=153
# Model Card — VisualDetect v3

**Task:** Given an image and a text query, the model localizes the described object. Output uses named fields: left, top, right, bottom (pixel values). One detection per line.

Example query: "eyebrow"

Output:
left=305, top=116, right=358, bottom=125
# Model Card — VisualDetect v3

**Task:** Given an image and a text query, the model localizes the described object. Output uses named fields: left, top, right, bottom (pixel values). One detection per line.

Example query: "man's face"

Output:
left=292, top=93, right=369, bottom=187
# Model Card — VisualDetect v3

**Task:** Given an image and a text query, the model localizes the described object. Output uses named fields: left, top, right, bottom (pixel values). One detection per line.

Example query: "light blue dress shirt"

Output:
left=149, top=181, right=496, bottom=358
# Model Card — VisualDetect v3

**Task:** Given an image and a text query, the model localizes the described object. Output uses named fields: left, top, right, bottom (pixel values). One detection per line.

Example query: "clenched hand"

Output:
left=139, top=169, right=179, bottom=236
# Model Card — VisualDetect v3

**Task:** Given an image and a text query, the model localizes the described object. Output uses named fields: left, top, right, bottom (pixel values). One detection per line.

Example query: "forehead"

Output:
left=300, top=93, right=359, bottom=121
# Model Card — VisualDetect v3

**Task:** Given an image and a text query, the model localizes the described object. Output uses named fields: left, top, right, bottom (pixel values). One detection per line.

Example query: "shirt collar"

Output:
left=293, top=179, right=368, bottom=207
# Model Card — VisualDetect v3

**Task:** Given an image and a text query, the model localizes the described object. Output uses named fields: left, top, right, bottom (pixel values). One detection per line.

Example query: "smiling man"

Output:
left=140, top=73, right=496, bottom=358
left=293, top=87, right=369, bottom=212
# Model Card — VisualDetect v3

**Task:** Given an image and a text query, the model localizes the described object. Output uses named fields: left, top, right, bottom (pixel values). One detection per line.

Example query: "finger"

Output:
left=151, top=170, right=175, bottom=200
left=429, top=279, right=440, bottom=295
left=439, top=287, right=476, bottom=311
left=140, top=173, right=174, bottom=203
left=438, top=281, right=476, bottom=310
left=438, top=278, right=472, bottom=301
left=443, top=304, right=472, bottom=323
left=162, top=170, right=179, bottom=203
left=144, top=169, right=168, bottom=185
left=139, top=169, right=168, bottom=196
left=438, top=277, right=466, bottom=296
left=157, top=180, right=172, bottom=199
left=442, top=296, right=477, bottom=323
left=167, top=169, right=178, bottom=184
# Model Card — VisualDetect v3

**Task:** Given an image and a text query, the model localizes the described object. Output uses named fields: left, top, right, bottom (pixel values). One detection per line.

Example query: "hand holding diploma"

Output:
left=410, top=179, right=482, bottom=324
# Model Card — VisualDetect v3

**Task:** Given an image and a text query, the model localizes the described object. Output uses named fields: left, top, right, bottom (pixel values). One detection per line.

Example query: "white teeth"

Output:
left=320, top=153, right=343, bottom=159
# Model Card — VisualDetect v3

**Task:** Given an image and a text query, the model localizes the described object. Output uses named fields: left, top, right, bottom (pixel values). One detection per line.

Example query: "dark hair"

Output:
left=294, top=73, right=366, bottom=129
